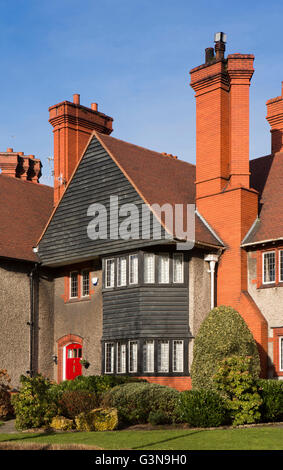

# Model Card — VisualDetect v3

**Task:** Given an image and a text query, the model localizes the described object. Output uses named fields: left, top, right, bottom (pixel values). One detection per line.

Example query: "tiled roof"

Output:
left=243, top=152, right=283, bottom=245
left=0, top=175, right=53, bottom=262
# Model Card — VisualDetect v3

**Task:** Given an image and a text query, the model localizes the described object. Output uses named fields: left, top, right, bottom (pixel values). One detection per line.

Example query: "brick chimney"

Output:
left=190, top=33, right=254, bottom=198
left=0, top=148, right=42, bottom=182
left=190, top=34, right=267, bottom=376
left=266, top=82, right=283, bottom=154
left=49, top=94, right=114, bottom=205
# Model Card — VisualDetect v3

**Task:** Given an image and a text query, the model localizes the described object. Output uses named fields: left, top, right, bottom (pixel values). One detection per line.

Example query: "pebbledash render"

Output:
left=1, top=33, right=283, bottom=390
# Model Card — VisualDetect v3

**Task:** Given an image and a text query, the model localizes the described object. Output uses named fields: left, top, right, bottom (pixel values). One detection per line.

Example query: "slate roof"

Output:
left=0, top=174, right=53, bottom=262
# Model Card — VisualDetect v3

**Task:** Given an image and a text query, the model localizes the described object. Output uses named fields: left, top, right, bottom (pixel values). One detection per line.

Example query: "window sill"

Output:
left=65, top=296, right=91, bottom=304
left=257, top=283, right=283, bottom=289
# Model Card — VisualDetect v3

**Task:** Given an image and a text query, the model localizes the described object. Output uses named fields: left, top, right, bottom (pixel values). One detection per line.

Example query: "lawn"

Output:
left=0, top=426, right=283, bottom=450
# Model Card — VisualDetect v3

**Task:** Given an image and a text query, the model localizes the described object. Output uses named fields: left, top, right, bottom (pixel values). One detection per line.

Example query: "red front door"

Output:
left=66, top=343, right=82, bottom=380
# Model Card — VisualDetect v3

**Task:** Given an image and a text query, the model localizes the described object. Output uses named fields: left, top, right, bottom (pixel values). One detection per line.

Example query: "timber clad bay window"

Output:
left=102, top=339, right=188, bottom=375
left=103, top=251, right=185, bottom=288
left=260, top=248, right=283, bottom=287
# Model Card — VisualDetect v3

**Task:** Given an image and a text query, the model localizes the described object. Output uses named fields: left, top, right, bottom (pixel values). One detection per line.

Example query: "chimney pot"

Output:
left=91, top=103, right=98, bottom=111
left=73, top=94, right=80, bottom=105
left=7, top=148, right=13, bottom=153
left=214, top=32, right=226, bottom=60
left=205, top=47, right=214, bottom=64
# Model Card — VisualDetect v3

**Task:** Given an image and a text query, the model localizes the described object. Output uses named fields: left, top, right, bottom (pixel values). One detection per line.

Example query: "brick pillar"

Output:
left=49, top=95, right=114, bottom=205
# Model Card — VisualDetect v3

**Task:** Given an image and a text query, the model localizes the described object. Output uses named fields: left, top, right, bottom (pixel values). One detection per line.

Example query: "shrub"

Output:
left=178, top=389, right=228, bottom=428
left=11, top=374, right=58, bottom=430
left=258, top=379, right=283, bottom=423
left=75, top=407, right=118, bottom=431
left=148, top=410, right=171, bottom=426
left=58, top=390, right=99, bottom=419
left=57, top=375, right=145, bottom=402
left=191, top=305, right=260, bottom=390
left=0, top=370, right=13, bottom=419
left=51, top=416, right=74, bottom=431
left=213, top=356, right=262, bottom=426
left=102, top=382, right=180, bottom=426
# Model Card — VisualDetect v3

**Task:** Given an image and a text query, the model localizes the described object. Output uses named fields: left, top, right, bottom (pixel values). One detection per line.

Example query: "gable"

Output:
left=38, top=136, right=168, bottom=266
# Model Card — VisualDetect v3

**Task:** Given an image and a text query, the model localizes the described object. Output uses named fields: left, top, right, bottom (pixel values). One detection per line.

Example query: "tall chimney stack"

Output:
left=49, top=95, right=114, bottom=205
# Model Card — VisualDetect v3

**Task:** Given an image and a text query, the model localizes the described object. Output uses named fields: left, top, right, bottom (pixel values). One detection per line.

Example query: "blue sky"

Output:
left=0, top=0, right=282, bottom=185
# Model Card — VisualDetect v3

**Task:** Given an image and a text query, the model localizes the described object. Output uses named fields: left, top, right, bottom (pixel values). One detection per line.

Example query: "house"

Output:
left=1, top=33, right=283, bottom=390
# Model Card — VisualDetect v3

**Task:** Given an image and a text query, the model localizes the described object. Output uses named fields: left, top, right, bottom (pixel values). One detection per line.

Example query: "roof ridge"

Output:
left=95, top=131, right=196, bottom=168
left=0, top=173, right=53, bottom=191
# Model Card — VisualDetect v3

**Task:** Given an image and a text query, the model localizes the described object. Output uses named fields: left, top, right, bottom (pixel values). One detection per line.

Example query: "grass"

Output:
left=0, top=426, right=283, bottom=450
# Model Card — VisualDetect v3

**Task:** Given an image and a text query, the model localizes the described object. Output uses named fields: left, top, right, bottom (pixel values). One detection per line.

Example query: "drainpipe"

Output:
left=27, top=263, right=38, bottom=377
left=204, top=254, right=219, bottom=310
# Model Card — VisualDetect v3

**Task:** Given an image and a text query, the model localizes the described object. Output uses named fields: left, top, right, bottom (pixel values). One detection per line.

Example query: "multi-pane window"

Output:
left=67, top=347, right=82, bottom=358
left=70, top=272, right=79, bottom=298
left=158, top=340, right=169, bottom=372
left=105, top=342, right=114, bottom=373
left=263, top=251, right=275, bottom=284
left=158, top=253, right=170, bottom=283
left=82, top=270, right=90, bottom=296
left=129, top=341, right=138, bottom=373
left=173, top=254, right=184, bottom=283
left=117, top=342, right=126, bottom=373
left=129, top=254, right=139, bottom=285
left=144, top=253, right=155, bottom=283
left=279, top=251, right=283, bottom=283
left=117, top=256, right=127, bottom=287
left=173, top=340, right=184, bottom=372
left=105, top=258, right=115, bottom=288
left=143, top=340, right=154, bottom=373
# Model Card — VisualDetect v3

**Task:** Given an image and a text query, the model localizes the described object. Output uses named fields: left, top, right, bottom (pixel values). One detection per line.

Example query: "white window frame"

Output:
left=105, top=258, right=115, bottom=288
left=144, top=253, right=155, bottom=284
left=262, top=251, right=276, bottom=285
left=143, top=340, right=155, bottom=373
left=117, top=256, right=127, bottom=287
left=158, top=340, right=169, bottom=373
left=158, top=253, right=170, bottom=284
left=105, top=342, right=114, bottom=374
left=128, top=340, right=138, bottom=373
left=173, top=340, right=184, bottom=373
left=129, top=254, right=139, bottom=285
left=70, top=271, right=79, bottom=298
left=81, top=270, right=90, bottom=297
left=116, top=342, right=126, bottom=374
left=279, top=337, right=283, bottom=372
left=279, top=250, right=283, bottom=283
left=173, top=253, right=184, bottom=284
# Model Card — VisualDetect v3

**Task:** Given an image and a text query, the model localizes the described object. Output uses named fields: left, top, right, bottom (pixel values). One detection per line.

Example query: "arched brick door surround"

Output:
left=57, top=334, right=83, bottom=383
